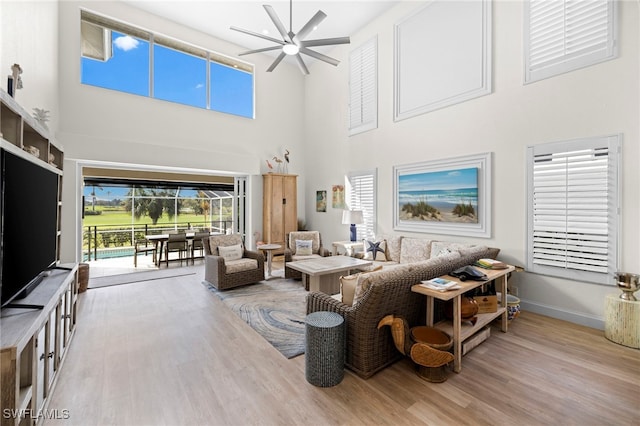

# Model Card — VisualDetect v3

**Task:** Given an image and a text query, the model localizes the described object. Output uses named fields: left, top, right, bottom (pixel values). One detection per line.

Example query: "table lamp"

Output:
left=342, top=210, right=363, bottom=242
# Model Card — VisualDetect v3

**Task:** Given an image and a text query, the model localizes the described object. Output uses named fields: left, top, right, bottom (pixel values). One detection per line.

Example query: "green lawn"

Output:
left=82, top=207, right=225, bottom=227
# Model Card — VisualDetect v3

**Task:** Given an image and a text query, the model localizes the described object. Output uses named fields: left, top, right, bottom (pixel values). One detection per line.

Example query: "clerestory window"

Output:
left=80, top=10, right=254, bottom=119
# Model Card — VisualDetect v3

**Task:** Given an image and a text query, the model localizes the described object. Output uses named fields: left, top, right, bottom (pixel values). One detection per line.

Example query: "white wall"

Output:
left=55, top=1, right=307, bottom=261
left=1, top=1, right=59, bottom=132
left=302, top=1, right=640, bottom=328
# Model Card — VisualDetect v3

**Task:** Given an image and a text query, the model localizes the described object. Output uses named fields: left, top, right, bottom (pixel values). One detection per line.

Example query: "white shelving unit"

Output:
left=0, top=89, right=75, bottom=426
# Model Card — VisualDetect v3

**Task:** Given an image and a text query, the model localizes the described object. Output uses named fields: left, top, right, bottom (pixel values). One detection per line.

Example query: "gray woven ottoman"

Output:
left=305, top=311, right=345, bottom=387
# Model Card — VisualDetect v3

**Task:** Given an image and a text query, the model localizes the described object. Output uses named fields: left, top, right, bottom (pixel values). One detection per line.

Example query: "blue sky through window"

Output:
left=210, top=62, right=254, bottom=118
left=154, top=44, right=206, bottom=108
left=81, top=28, right=254, bottom=118
left=81, top=32, right=150, bottom=96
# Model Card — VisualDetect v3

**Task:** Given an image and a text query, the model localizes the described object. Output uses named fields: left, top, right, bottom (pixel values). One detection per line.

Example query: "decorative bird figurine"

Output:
left=377, top=314, right=413, bottom=355
left=283, top=149, right=290, bottom=173
left=266, top=159, right=274, bottom=171
left=273, top=156, right=283, bottom=173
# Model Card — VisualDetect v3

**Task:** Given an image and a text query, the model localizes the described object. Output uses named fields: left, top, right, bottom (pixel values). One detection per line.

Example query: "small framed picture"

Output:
left=316, top=190, right=327, bottom=212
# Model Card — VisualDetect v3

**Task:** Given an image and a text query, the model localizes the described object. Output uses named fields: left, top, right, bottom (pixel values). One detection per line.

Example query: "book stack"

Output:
left=420, top=277, right=461, bottom=292
left=475, top=258, right=508, bottom=269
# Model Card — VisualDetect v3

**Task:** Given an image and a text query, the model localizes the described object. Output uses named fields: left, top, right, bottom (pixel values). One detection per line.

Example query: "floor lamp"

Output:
left=342, top=210, right=363, bottom=242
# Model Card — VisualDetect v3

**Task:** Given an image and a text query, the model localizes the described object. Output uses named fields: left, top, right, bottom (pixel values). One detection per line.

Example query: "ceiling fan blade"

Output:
left=239, top=46, right=283, bottom=56
left=230, top=26, right=284, bottom=45
left=295, top=54, right=310, bottom=75
left=267, top=52, right=287, bottom=72
left=293, top=10, right=327, bottom=44
left=300, top=47, right=339, bottom=66
left=301, top=37, right=350, bottom=48
left=263, top=5, right=292, bottom=43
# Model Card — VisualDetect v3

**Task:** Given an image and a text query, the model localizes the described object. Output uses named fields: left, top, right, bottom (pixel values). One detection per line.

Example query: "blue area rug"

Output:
left=204, top=278, right=306, bottom=359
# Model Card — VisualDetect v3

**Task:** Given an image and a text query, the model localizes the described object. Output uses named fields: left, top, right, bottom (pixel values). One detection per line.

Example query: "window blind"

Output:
left=527, top=135, right=620, bottom=284
left=348, top=170, right=377, bottom=240
left=524, top=0, right=617, bottom=83
left=349, top=37, right=377, bottom=136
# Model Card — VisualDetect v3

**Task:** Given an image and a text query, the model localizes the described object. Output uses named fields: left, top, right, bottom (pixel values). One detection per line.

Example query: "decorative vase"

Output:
left=615, top=272, right=639, bottom=301
left=445, top=296, right=479, bottom=325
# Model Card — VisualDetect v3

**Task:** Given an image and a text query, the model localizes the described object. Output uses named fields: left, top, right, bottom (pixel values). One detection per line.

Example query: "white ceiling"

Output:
left=122, top=1, right=399, bottom=55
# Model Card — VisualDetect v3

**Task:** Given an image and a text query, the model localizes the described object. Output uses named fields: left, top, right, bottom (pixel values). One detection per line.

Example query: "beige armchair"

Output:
left=203, top=234, right=265, bottom=290
left=284, top=231, right=331, bottom=281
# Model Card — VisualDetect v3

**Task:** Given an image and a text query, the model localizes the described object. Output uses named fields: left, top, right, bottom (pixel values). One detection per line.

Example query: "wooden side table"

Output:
left=411, top=266, right=515, bottom=373
left=331, top=240, right=362, bottom=256
left=257, top=244, right=281, bottom=279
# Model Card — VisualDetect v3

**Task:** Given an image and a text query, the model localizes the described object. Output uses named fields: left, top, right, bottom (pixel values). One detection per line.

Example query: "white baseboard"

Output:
left=520, top=300, right=604, bottom=330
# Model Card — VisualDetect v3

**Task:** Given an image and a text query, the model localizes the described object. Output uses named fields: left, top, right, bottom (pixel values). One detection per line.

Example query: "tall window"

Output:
left=524, top=0, right=617, bottom=84
left=526, top=135, right=620, bottom=285
left=347, top=170, right=377, bottom=240
left=80, top=10, right=254, bottom=118
left=348, top=36, right=377, bottom=136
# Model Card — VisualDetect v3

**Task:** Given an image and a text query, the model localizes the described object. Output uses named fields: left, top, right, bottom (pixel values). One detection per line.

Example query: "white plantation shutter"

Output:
left=347, top=170, right=377, bottom=240
left=524, top=0, right=617, bottom=83
left=527, top=135, right=620, bottom=284
left=349, top=37, right=377, bottom=135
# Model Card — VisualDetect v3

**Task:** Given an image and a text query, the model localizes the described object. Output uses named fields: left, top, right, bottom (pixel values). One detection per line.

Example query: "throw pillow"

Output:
left=218, top=244, right=243, bottom=261
left=363, top=239, right=387, bottom=261
left=295, top=239, right=313, bottom=256
left=340, top=274, right=359, bottom=306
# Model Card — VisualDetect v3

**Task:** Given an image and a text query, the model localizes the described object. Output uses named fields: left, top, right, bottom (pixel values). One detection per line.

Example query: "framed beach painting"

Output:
left=393, top=152, right=492, bottom=238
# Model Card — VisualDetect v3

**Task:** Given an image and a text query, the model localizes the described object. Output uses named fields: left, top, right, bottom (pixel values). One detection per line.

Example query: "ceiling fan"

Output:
left=230, top=0, right=350, bottom=75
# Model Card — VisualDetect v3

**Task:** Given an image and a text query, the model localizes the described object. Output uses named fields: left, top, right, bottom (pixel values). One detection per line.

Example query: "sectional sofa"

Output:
left=306, top=236, right=500, bottom=378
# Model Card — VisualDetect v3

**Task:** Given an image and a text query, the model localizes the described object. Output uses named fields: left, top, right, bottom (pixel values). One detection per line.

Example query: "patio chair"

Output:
left=133, top=239, right=157, bottom=267
left=164, top=232, right=188, bottom=267
left=190, top=231, right=211, bottom=263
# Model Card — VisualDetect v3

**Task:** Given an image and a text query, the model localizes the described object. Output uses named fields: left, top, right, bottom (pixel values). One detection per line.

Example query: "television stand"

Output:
left=2, top=303, right=44, bottom=310
left=48, top=265, right=74, bottom=271
left=1, top=263, right=78, bottom=426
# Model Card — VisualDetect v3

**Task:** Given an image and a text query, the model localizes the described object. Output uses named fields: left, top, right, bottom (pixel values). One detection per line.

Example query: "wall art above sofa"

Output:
left=393, top=152, right=492, bottom=238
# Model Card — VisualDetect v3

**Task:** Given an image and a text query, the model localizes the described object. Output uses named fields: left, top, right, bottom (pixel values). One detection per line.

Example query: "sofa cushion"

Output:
left=385, top=235, right=403, bottom=262
left=348, top=265, right=382, bottom=306
left=295, top=239, right=313, bottom=255
left=218, top=244, right=243, bottom=261
left=363, top=239, right=388, bottom=261
left=288, top=231, right=320, bottom=255
left=225, top=258, right=259, bottom=274
left=340, top=274, right=358, bottom=306
left=399, top=238, right=433, bottom=263
left=208, top=234, right=244, bottom=256
left=430, top=241, right=489, bottom=259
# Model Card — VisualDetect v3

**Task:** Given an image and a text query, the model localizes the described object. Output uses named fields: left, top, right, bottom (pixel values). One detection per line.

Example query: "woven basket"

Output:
left=78, top=263, right=90, bottom=293
left=410, top=326, right=453, bottom=383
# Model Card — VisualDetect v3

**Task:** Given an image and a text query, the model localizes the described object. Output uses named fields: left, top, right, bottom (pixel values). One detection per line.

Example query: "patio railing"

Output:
left=83, top=220, right=233, bottom=261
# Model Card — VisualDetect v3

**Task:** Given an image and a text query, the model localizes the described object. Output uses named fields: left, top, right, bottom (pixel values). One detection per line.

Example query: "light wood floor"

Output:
left=44, top=264, right=639, bottom=426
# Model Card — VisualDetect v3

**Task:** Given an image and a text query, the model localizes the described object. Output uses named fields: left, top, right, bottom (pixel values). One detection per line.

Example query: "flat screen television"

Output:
left=1, top=148, right=59, bottom=308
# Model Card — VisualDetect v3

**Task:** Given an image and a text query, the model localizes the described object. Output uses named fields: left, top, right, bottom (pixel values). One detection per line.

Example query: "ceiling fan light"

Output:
left=282, top=43, right=299, bottom=55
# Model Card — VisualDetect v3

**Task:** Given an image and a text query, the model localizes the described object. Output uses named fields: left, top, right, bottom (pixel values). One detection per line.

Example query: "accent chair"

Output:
left=203, top=234, right=265, bottom=290
left=284, top=231, right=331, bottom=283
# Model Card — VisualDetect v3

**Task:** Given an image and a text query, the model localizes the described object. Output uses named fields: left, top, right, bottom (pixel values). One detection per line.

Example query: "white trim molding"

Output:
left=393, top=0, right=492, bottom=121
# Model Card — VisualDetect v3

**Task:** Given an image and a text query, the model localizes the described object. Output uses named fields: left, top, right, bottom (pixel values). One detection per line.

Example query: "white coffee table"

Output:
left=286, top=256, right=372, bottom=294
